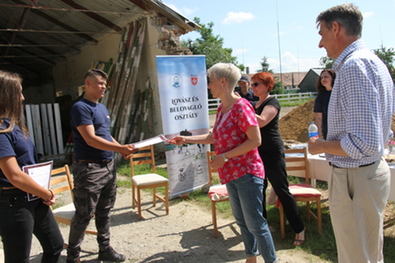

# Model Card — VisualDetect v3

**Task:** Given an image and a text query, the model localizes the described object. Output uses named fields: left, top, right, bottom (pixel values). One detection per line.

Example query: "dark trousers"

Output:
left=262, top=155, right=305, bottom=234
left=0, top=189, right=64, bottom=263
left=67, top=160, right=117, bottom=259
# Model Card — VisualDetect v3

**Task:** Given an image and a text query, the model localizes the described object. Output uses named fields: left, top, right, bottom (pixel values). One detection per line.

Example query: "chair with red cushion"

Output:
left=278, top=147, right=322, bottom=238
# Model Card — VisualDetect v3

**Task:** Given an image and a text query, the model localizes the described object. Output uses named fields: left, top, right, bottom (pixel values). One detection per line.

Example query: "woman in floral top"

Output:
left=169, top=63, right=277, bottom=263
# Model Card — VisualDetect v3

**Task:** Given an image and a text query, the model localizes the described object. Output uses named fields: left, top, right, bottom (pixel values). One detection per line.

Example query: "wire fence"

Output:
left=208, top=92, right=317, bottom=111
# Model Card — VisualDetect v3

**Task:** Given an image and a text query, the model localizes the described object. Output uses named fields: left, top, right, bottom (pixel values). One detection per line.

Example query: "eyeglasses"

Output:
left=251, top=82, right=262, bottom=87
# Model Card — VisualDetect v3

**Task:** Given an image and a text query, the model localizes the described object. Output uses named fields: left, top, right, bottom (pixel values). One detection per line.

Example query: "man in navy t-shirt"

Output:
left=67, top=69, right=136, bottom=263
left=235, top=74, right=259, bottom=106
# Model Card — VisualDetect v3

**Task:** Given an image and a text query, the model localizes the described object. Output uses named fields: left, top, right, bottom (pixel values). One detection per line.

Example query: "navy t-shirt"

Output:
left=0, top=119, right=38, bottom=187
left=236, top=89, right=259, bottom=104
left=70, top=98, right=114, bottom=161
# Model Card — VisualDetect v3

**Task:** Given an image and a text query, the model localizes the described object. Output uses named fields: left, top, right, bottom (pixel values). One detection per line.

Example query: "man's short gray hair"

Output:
left=207, top=63, right=241, bottom=88
left=316, top=3, right=363, bottom=38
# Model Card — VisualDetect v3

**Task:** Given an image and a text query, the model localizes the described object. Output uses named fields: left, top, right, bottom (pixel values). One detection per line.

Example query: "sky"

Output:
left=162, top=0, right=395, bottom=74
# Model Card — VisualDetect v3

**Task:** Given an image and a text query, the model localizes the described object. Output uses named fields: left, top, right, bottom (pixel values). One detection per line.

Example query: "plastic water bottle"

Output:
left=308, top=122, right=318, bottom=138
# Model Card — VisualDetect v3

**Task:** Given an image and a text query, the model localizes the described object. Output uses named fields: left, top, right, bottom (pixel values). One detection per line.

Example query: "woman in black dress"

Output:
left=251, top=72, right=305, bottom=246
left=314, top=69, right=335, bottom=139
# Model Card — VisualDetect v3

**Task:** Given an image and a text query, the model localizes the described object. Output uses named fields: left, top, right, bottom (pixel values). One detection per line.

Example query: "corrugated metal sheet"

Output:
left=0, top=0, right=198, bottom=75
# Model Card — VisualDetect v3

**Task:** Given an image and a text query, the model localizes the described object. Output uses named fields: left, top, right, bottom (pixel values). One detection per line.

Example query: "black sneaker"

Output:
left=98, top=246, right=126, bottom=262
left=66, top=257, right=79, bottom=263
left=66, top=249, right=80, bottom=263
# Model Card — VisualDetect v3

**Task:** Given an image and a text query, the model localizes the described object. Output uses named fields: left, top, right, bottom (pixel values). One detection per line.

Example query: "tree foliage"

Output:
left=319, top=56, right=335, bottom=69
left=254, top=56, right=283, bottom=93
left=182, top=18, right=243, bottom=71
left=373, top=46, right=395, bottom=82
left=256, top=56, right=273, bottom=73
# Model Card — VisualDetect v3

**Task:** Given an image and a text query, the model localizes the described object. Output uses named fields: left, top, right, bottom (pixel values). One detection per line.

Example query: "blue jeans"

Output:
left=226, top=174, right=277, bottom=263
left=0, top=189, right=64, bottom=263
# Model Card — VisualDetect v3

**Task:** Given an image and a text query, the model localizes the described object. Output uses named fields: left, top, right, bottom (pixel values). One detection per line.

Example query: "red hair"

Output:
left=251, top=72, right=275, bottom=92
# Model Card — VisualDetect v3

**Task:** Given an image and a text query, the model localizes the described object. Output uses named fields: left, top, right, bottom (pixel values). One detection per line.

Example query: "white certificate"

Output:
left=131, top=134, right=167, bottom=149
left=22, top=160, right=53, bottom=201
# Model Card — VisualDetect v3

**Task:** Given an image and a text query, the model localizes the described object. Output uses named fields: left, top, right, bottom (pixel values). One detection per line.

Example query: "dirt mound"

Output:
left=279, top=99, right=316, bottom=143
left=280, top=99, right=395, bottom=143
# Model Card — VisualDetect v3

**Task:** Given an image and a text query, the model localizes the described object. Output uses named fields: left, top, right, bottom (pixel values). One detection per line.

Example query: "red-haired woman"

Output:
left=251, top=72, right=305, bottom=246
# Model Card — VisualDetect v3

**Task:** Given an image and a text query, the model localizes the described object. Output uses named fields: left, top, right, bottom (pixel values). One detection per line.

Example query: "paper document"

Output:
left=22, top=160, right=53, bottom=201
left=131, top=134, right=167, bottom=148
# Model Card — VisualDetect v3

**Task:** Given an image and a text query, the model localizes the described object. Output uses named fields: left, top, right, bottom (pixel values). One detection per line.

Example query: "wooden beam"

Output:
left=0, top=54, right=63, bottom=58
left=0, top=44, right=85, bottom=47
left=11, top=0, right=98, bottom=43
left=60, top=0, right=122, bottom=32
left=3, top=0, right=37, bottom=56
left=0, top=29, right=119, bottom=34
left=0, top=3, right=137, bottom=15
left=14, top=30, right=81, bottom=54
left=128, top=0, right=149, bottom=12
left=3, top=34, right=66, bottom=62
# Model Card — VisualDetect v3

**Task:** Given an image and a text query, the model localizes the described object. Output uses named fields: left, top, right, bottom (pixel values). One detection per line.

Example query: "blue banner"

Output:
left=156, top=55, right=210, bottom=198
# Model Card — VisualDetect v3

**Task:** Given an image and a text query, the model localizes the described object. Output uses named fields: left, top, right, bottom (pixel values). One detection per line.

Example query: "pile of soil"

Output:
left=279, top=99, right=395, bottom=143
left=279, top=99, right=316, bottom=143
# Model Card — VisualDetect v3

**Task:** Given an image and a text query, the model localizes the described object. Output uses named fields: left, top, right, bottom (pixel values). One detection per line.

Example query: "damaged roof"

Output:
left=0, top=0, right=199, bottom=75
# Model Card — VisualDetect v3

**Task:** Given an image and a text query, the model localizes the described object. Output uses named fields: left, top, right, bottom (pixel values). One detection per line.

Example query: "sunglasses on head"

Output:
left=251, top=82, right=262, bottom=87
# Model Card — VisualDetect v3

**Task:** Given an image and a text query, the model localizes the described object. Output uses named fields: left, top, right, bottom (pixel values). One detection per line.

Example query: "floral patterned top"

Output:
left=213, top=98, right=265, bottom=184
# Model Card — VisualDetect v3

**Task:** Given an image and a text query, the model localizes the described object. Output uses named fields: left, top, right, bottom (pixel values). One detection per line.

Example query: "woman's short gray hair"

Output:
left=207, top=63, right=241, bottom=88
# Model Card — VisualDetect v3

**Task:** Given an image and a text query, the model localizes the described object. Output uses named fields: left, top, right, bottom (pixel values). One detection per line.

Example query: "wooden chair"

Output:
left=129, top=145, right=169, bottom=220
left=50, top=165, right=97, bottom=236
left=206, top=151, right=229, bottom=238
left=278, top=147, right=322, bottom=238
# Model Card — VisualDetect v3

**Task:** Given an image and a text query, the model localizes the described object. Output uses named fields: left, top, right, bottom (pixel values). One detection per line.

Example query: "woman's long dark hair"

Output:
left=0, top=71, right=27, bottom=135
left=316, top=69, right=336, bottom=94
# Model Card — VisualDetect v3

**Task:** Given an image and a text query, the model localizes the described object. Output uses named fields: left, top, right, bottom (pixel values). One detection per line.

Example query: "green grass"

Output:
left=115, top=160, right=395, bottom=262
left=269, top=176, right=337, bottom=261
left=116, top=159, right=168, bottom=192
left=188, top=175, right=233, bottom=217
left=279, top=98, right=311, bottom=107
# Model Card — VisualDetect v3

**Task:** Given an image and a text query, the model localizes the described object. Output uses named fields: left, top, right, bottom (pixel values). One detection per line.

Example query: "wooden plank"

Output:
left=113, top=21, right=138, bottom=143
left=122, top=19, right=147, bottom=144
left=31, top=104, right=44, bottom=156
left=64, top=133, right=74, bottom=154
left=47, top=103, right=58, bottom=155
left=116, top=22, right=137, bottom=138
left=40, top=104, right=51, bottom=156
left=107, top=25, right=132, bottom=123
left=24, top=104, right=35, bottom=145
left=140, top=85, right=152, bottom=141
left=125, top=89, right=141, bottom=143
left=53, top=103, right=64, bottom=154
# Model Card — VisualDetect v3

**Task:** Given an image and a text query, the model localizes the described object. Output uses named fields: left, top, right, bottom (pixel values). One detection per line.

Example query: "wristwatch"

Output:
left=222, top=153, right=229, bottom=162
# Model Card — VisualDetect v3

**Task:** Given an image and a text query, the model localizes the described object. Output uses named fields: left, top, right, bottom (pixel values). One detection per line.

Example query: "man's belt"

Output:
left=330, top=161, right=376, bottom=169
left=77, top=159, right=112, bottom=163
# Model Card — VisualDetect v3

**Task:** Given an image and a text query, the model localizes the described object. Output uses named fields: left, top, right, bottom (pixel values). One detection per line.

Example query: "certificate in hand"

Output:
left=22, top=160, right=53, bottom=201
left=131, top=134, right=167, bottom=149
